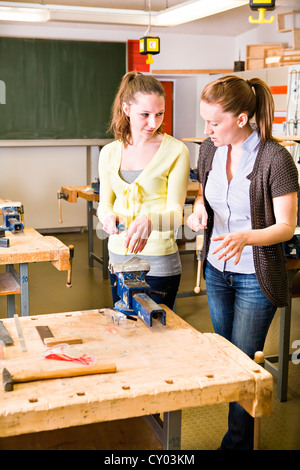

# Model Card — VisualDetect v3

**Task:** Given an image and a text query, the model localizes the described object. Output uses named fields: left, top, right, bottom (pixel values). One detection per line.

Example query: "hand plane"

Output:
left=110, top=257, right=166, bottom=327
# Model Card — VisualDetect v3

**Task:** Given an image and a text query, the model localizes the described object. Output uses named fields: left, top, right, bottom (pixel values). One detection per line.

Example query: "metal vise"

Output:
left=0, top=202, right=24, bottom=233
left=284, top=233, right=300, bottom=259
left=110, top=257, right=166, bottom=327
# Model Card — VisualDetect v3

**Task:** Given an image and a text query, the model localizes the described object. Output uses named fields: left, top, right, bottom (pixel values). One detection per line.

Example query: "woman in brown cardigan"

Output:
left=188, top=75, right=299, bottom=450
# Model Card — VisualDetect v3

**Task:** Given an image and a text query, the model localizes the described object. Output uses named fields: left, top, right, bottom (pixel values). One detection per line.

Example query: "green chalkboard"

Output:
left=0, top=37, right=126, bottom=139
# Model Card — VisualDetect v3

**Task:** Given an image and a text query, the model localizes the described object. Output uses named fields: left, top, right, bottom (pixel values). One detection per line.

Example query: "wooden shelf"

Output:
left=0, top=272, right=20, bottom=296
left=246, top=43, right=283, bottom=70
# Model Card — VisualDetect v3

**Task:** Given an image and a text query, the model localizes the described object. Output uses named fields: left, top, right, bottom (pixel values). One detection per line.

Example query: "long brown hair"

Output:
left=109, top=71, right=166, bottom=144
left=201, top=75, right=275, bottom=142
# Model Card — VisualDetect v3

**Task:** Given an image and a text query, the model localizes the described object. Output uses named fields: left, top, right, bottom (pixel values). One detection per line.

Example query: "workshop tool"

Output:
left=14, top=314, right=27, bottom=352
left=2, top=362, right=117, bottom=392
left=36, top=325, right=82, bottom=347
left=91, top=178, right=100, bottom=194
left=110, top=257, right=166, bottom=327
left=66, top=244, right=74, bottom=288
left=0, top=228, right=9, bottom=248
left=0, top=202, right=24, bottom=233
left=194, top=235, right=203, bottom=294
left=0, top=321, right=14, bottom=345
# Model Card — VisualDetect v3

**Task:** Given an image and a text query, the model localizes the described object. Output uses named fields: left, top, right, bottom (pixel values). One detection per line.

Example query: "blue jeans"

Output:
left=110, top=273, right=181, bottom=310
left=205, top=261, right=277, bottom=450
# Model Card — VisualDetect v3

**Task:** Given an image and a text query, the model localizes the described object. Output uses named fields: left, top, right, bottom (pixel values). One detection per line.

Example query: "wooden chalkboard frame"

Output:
left=0, top=37, right=126, bottom=140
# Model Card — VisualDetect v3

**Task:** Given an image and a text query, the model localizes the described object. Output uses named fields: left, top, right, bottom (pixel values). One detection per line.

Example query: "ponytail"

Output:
left=201, top=75, right=275, bottom=142
left=246, top=78, right=274, bottom=142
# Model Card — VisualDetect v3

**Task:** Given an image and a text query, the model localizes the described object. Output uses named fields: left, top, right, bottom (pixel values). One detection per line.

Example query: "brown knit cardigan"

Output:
left=197, top=137, right=300, bottom=307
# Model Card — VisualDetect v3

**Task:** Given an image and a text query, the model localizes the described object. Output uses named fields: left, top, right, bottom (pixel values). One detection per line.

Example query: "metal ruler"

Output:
left=14, top=314, right=27, bottom=352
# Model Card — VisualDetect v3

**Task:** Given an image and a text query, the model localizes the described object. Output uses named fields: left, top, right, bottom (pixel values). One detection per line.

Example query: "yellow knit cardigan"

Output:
left=97, top=134, right=190, bottom=256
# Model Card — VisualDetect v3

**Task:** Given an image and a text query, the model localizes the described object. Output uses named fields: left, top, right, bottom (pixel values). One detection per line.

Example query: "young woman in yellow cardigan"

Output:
left=97, top=71, right=190, bottom=308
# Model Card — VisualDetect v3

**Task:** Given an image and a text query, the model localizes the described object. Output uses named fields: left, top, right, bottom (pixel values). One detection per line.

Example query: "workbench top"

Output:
left=0, top=308, right=273, bottom=439
left=60, top=181, right=200, bottom=203
left=0, top=227, right=70, bottom=271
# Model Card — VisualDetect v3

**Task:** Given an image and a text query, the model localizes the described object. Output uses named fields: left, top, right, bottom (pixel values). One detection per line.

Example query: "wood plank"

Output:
left=0, top=308, right=273, bottom=438
left=0, top=272, right=20, bottom=296
left=77, top=188, right=99, bottom=202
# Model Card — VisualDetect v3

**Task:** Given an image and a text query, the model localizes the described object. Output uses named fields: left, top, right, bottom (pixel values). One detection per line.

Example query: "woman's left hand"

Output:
left=125, top=215, right=153, bottom=254
left=212, top=231, right=248, bottom=265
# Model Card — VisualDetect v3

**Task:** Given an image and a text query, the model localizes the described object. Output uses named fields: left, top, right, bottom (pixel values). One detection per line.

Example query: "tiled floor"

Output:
left=1, top=231, right=299, bottom=450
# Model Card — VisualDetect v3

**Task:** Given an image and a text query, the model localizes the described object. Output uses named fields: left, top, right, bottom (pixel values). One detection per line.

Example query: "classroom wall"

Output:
left=0, top=17, right=296, bottom=229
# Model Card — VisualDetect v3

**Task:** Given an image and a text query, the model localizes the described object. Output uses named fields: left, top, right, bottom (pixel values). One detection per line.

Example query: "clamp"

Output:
left=110, top=257, right=166, bottom=327
left=0, top=202, right=24, bottom=236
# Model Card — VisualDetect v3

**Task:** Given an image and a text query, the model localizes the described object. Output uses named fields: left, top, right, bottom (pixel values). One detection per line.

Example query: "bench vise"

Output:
left=0, top=202, right=24, bottom=233
left=110, top=257, right=166, bottom=327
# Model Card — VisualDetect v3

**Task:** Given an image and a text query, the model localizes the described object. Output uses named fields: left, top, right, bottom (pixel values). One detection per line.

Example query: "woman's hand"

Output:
left=125, top=215, right=153, bottom=254
left=187, top=202, right=208, bottom=232
left=103, top=214, right=124, bottom=235
left=211, top=231, right=249, bottom=265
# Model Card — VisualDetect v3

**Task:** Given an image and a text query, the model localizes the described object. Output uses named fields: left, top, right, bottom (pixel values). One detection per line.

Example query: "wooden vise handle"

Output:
left=12, top=362, right=117, bottom=384
left=57, top=190, right=69, bottom=224
left=66, top=245, right=74, bottom=288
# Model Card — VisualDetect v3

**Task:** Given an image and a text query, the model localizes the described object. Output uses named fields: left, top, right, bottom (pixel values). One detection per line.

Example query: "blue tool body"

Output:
left=0, top=203, right=24, bottom=233
left=111, top=257, right=166, bottom=327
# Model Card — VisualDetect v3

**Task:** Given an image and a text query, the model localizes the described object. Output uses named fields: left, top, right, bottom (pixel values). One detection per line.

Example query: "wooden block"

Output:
left=60, top=185, right=98, bottom=203
left=77, top=188, right=99, bottom=202
left=43, top=336, right=82, bottom=347
left=60, top=185, right=87, bottom=203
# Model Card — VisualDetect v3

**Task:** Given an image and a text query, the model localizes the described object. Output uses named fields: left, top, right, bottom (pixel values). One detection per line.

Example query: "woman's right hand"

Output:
left=187, top=203, right=208, bottom=232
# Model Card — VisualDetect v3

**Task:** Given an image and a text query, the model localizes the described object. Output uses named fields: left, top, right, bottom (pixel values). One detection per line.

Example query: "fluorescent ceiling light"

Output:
left=156, top=0, right=249, bottom=26
left=0, top=0, right=248, bottom=25
left=0, top=5, right=50, bottom=22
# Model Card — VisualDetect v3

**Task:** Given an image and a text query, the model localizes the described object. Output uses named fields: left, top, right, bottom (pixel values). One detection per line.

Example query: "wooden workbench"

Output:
left=0, top=227, right=70, bottom=317
left=0, top=308, right=273, bottom=449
